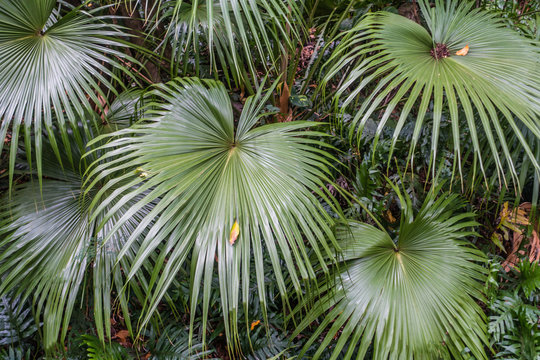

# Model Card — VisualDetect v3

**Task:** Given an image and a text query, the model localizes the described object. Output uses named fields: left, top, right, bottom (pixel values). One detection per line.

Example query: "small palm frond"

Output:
left=515, top=258, right=540, bottom=298
left=104, top=89, right=148, bottom=131
left=489, top=294, right=540, bottom=360
left=488, top=296, right=521, bottom=344
left=324, top=0, right=540, bottom=187
left=84, top=77, right=339, bottom=349
left=0, top=0, right=135, bottom=189
left=161, top=0, right=302, bottom=90
left=0, top=128, right=153, bottom=351
left=293, top=190, right=488, bottom=359
left=80, top=334, right=127, bottom=360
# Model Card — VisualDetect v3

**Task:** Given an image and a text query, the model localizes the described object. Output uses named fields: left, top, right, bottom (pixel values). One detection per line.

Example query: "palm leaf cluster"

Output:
left=0, top=131, right=153, bottom=352
left=160, top=0, right=301, bottom=91
left=487, top=259, right=540, bottom=359
left=0, top=295, right=37, bottom=347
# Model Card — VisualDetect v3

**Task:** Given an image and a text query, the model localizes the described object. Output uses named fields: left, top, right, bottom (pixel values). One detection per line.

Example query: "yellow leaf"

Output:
left=456, top=45, right=469, bottom=56
left=230, top=220, right=240, bottom=245
left=250, top=320, right=261, bottom=331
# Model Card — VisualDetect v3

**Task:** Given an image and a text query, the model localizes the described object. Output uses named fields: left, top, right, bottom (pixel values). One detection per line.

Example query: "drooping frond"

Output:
left=161, top=0, right=302, bottom=91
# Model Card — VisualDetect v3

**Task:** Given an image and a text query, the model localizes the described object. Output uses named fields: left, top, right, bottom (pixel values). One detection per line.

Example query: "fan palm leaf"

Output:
left=0, top=0, right=134, bottom=190
left=84, top=77, right=339, bottom=349
left=292, top=189, right=488, bottom=359
left=160, top=0, right=302, bottom=91
left=324, top=0, right=540, bottom=187
left=0, top=128, right=153, bottom=352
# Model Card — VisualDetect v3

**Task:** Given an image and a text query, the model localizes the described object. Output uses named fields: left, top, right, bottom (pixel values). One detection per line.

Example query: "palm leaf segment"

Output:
left=294, top=191, right=488, bottom=359
left=0, top=0, right=133, bottom=189
left=85, top=78, right=338, bottom=346
left=0, top=130, right=153, bottom=352
left=326, top=0, right=540, bottom=185
left=163, top=0, right=301, bottom=90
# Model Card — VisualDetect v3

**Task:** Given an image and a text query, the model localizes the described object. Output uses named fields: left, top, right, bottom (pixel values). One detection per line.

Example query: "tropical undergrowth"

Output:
left=0, top=0, right=539, bottom=359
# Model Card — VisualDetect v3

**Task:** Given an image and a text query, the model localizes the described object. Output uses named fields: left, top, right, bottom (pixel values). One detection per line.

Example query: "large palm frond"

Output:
left=84, top=77, right=339, bottom=348
left=0, top=128, right=153, bottom=352
left=0, top=0, right=134, bottom=189
left=160, top=0, right=302, bottom=91
left=293, top=189, right=488, bottom=359
left=324, top=0, right=540, bottom=187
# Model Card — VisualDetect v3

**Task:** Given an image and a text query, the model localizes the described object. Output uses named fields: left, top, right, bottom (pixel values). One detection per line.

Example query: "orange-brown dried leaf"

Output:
left=456, top=45, right=469, bottom=56
left=250, top=320, right=261, bottom=331
left=113, top=329, right=130, bottom=346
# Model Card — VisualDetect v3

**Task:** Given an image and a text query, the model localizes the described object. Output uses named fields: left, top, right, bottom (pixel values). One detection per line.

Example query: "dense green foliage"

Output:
left=0, top=0, right=538, bottom=359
